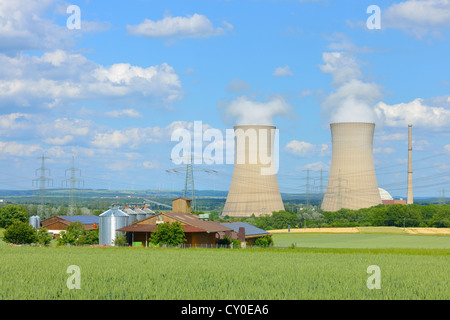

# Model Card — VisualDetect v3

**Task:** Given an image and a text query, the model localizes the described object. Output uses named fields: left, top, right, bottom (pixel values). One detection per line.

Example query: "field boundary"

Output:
left=268, top=227, right=450, bottom=236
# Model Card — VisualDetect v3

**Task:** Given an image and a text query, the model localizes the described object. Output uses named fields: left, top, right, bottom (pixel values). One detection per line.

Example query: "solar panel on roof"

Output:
left=59, top=215, right=99, bottom=225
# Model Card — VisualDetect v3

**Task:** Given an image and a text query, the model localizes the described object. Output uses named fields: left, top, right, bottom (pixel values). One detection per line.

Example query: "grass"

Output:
left=0, top=246, right=448, bottom=300
left=1, top=227, right=449, bottom=300
left=272, top=233, right=450, bottom=249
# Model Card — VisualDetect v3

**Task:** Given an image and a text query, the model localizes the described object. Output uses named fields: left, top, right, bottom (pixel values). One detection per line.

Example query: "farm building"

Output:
left=220, top=222, right=271, bottom=246
left=116, top=198, right=233, bottom=247
left=117, top=211, right=233, bottom=247
left=41, top=215, right=99, bottom=237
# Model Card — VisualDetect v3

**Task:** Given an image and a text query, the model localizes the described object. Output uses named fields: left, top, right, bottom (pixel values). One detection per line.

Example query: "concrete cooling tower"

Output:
left=321, top=122, right=382, bottom=212
left=222, top=125, right=285, bottom=217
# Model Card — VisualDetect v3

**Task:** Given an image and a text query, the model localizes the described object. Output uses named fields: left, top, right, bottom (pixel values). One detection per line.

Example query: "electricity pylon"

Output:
left=62, top=156, right=84, bottom=214
left=32, top=153, right=53, bottom=207
left=167, top=152, right=218, bottom=212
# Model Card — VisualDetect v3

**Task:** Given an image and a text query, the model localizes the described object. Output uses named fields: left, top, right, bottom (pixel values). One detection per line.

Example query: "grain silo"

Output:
left=141, top=206, right=156, bottom=218
left=123, top=207, right=138, bottom=225
left=133, top=207, right=147, bottom=221
left=99, top=207, right=129, bottom=246
left=222, top=125, right=285, bottom=217
left=29, top=215, right=40, bottom=229
left=321, top=122, right=382, bottom=211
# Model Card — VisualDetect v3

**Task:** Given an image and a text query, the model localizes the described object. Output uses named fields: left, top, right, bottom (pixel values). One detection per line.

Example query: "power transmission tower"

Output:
left=438, top=188, right=446, bottom=205
left=32, top=153, right=53, bottom=207
left=62, top=156, right=84, bottom=214
left=305, top=168, right=310, bottom=207
left=167, top=152, right=218, bottom=212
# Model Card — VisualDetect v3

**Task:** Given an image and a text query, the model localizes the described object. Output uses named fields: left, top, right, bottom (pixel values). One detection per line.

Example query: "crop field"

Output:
left=272, top=233, right=450, bottom=249
left=0, top=245, right=448, bottom=300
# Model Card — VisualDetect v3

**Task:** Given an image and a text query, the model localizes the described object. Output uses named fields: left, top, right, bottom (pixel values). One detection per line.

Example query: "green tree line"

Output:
left=241, top=204, right=450, bottom=230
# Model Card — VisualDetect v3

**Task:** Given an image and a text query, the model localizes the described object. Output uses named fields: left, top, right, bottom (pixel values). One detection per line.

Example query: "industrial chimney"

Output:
left=321, top=122, right=382, bottom=212
left=407, top=125, right=413, bottom=204
left=222, top=125, right=285, bottom=217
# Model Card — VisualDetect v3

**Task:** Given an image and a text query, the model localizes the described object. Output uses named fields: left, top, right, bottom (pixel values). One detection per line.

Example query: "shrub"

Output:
left=37, top=228, right=52, bottom=246
left=254, top=235, right=274, bottom=247
left=2, top=221, right=38, bottom=244
left=150, top=222, right=186, bottom=246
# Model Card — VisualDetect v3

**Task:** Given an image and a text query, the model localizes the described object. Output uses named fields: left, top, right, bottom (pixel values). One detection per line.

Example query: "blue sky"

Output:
left=0, top=0, right=449, bottom=198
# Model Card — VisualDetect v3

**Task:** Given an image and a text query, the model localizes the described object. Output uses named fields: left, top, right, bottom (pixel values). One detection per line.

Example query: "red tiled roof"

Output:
left=116, top=224, right=206, bottom=233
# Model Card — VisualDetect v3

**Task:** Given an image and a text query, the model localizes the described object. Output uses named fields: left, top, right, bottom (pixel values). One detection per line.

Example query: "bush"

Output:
left=57, top=222, right=99, bottom=246
left=150, top=222, right=186, bottom=246
left=254, top=235, right=274, bottom=247
left=217, top=236, right=231, bottom=247
left=37, top=228, right=52, bottom=246
left=0, top=205, right=28, bottom=229
left=114, top=233, right=128, bottom=246
left=2, top=221, right=38, bottom=244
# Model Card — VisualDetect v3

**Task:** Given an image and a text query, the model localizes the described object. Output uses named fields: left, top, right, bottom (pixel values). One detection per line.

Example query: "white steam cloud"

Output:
left=320, top=52, right=383, bottom=124
left=218, top=95, right=293, bottom=126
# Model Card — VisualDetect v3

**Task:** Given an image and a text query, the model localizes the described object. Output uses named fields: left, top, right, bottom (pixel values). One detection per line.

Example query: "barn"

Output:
left=117, top=211, right=233, bottom=247
left=116, top=198, right=233, bottom=247
left=41, top=215, right=99, bottom=237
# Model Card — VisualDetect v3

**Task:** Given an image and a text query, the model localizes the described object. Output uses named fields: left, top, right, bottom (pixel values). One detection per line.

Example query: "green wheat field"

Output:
left=1, top=232, right=448, bottom=300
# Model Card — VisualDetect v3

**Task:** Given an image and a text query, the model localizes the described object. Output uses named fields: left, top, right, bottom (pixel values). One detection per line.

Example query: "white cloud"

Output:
left=226, top=78, right=251, bottom=94
left=374, top=98, right=450, bottom=128
left=0, top=51, right=183, bottom=108
left=104, top=109, right=143, bottom=118
left=143, top=160, right=159, bottom=169
left=383, top=0, right=450, bottom=37
left=0, top=140, right=42, bottom=157
left=218, top=95, right=293, bottom=126
left=272, top=65, right=294, bottom=77
left=373, top=147, right=396, bottom=154
left=127, top=13, right=232, bottom=39
left=285, top=140, right=328, bottom=157
left=303, top=161, right=330, bottom=172
left=319, top=49, right=387, bottom=124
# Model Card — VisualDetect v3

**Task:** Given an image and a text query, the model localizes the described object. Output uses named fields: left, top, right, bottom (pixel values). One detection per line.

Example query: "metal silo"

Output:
left=123, top=207, right=137, bottom=225
left=99, top=207, right=129, bottom=246
left=142, top=207, right=156, bottom=218
left=321, top=122, right=382, bottom=212
left=133, top=207, right=147, bottom=221
left=222, top=125, right=285, bottom=217
left=29, top=215, right=40, bottom=229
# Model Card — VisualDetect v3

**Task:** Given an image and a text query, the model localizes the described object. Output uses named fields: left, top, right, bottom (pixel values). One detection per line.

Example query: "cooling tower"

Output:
left=321, top=122, right=382, bottom=212
left=222, top=125, right=285, bottom=217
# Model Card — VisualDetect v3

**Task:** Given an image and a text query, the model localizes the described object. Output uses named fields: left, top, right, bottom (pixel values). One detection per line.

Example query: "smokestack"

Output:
left=407, top=125, right=413, bottom=205
left=321, top=122, right=382, bottom=212
left=222, top=125, right=285, bottom=217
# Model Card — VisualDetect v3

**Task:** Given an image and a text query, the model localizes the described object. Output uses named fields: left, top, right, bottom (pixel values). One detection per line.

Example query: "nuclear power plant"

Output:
left=222, top=125, right=285, bottom=217
left=321, top=122, right=382, bottom=212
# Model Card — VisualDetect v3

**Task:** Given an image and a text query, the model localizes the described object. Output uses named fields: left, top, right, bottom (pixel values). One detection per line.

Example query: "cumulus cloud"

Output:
left=0, top=50, right=183, bottom=108
left=383, top=0, right=450, bottom=38
left=272, top=65, right=294, bottom=77
left=374, top=98, right=450, bottom=128
left=104, top=109, right=143, bottom=118
left=285, top=140, right=328, bottom=157
left=127, top=13, right=232, bottom=39
left=218, top=95, right=293, bottom=126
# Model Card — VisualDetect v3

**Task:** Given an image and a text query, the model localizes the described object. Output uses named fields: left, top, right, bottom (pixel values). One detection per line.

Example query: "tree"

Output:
left=37, top=228, right=52, bottom=246
left=2, top=221, right=38, bottom=244
left=0, top=205, right=28, bottom=229
left=150, top=222, right=186, bottom=246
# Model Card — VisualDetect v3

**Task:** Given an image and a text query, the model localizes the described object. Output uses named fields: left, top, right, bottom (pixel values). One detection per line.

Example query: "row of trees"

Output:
left=240, top=204, right=450, bottom=230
